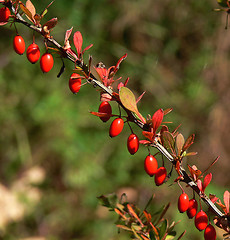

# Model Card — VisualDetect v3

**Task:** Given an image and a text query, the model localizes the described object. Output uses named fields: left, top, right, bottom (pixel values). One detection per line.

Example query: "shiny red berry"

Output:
left=26, top=43, right=40, bottom=64
left=40, top=53, right=54, bottom=73
left=195, top=210, right=208, bottom=231
left=204, top=224, right=216, bottom=240
left=98, top=101, right=112, bottom=122
left=127, top=134, right=139, bottom=155
left=0, top=7, right=10, bottom=23
left=69, top=73, right=82, bottom=94
left=144, top=154, right=158, bottom=176
left=13, top=35, right=25, bottom=55
left=186, top=198, right=198, bottom=219
left=109, top=118, right=124, bottom=138
left=178, top=193, right=189, bottom=213
left=154, top=167, right=167, bottom=185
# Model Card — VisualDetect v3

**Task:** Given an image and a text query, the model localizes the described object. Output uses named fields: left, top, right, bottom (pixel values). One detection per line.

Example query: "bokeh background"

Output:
left=0, top=0, right=230, bottom=239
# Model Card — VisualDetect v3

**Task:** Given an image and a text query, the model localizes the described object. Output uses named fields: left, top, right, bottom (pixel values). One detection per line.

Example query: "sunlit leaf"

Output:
left=26, top=0, right=36, bottom=17
left=224, top=191, right=230, bottom=213
left=187, top=164, right=202, bottom=181
left=197, top=179, right=203, bottom=192
left=116, top=224, right=132, bottom=231
left=20, top=2, right=34, bottom=23
left=176, top=133, right=184, bottom=156
left=119, top=87, right=138, bottom=113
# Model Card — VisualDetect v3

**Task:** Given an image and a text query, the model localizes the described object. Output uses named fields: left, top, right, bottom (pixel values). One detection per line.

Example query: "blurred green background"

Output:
left=0, top=0, right=230, bottom=239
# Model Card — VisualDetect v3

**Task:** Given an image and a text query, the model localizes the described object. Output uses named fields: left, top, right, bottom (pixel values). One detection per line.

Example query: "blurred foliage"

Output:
left=0, top=0, right=230, bottom=239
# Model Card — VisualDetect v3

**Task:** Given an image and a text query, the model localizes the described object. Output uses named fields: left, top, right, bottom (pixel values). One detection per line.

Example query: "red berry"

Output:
left=98, top=101, right=112, bottom=122
left=69, top=73, right=82, bottom=94
left=0, top=7, right=10, bottom=23
left=204, top=224, right=216, bottom=240
left=195, top=210, right=208, bottom=231
left=127, top=134, right=139, bottom=155
left=109, top=118, right=124, bottom=138
left=178, top=193, right=189, bottom=213
left=154, top=167, right=167, bottom=185
left=26, top=43, right=40, bottom=64
left=13, top=35, right=25, bottom=55
left=40, top=53, right=54, bottom=73
left=186, top=198, right=198, bottom=219
left=144, top=154, right=158, bottom=176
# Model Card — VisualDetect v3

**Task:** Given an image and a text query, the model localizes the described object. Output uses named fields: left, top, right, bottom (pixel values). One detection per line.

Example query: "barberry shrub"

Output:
left=0, top=0, right=230, bottom=240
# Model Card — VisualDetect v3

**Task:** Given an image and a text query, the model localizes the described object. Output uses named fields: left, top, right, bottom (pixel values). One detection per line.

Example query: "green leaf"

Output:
left=159, top=219, right=168, bottom=239
left=161, top=131, right=175, bottom=152
left=119, top=87, right=138, bottom=113
left=119, top=87, right=146, bottom=123
left=217, top=0, right=229, bottom=7
left=97, top=193, right=118, bottom=209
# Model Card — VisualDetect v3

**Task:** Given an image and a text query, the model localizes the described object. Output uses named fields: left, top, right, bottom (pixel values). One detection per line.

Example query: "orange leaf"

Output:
left=176, top=133, right=184, bottom=156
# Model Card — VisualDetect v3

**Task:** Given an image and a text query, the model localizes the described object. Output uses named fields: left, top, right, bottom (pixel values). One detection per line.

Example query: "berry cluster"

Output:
left=0, top=6, right=54, bottom=73
left=177, top=192, right=216, bottom=239
left=13, top=35, right=54, bottom=73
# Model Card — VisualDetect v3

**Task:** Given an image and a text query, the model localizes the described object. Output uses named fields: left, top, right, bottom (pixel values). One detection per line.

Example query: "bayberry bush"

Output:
left=0, top=0, right=230, bottom=239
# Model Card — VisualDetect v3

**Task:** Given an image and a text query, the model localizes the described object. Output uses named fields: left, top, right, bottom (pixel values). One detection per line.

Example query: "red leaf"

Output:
left=136, top=91, right=146, bottom=104
left=43, top=17, right=57, bottom=30
left=139, top=140, right=151, bottom=145
left=73, top=31, right=83, bottom=57
left=142, top=131, right=154, bottom=142
left=197, top=179, right=203, bottom=192
left=82, top=44, right=93, bottom=55
left=203, top=173, right=212, bottom=192
left=115, top=53, right=127, bottom=71
left=182, top=134, right=195, bottom=152
left=152, top=109, right=164, bottom=134
left=224, top=191, right=230, bottom=213
left=65, top=27, right=73, bottom=43
left=209, top=194, right=219, bottom=204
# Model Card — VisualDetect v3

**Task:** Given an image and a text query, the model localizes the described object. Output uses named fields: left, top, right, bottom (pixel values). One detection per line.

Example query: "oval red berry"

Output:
left=109, top=118, right=124, bottom=138
left=154, top=167, right=167, bottom=185
left=69, top=73, right=82, bottom=94
left=144, top=154, right=158, bottom=176
left=98, top=101, right=112, bottom=122
left=178, top=193, right=189, bottom=213
left=195, top=210, right=208, bottom=231
left=26, top=43, right=40, bottom=64
left=204, top=224, right=216, bottom=240
left=40, top=53, right=54, bottom=73
left=127, top=134, right=139, bottom=155
left=0, top=7, right=10, bottom=23
left=186, top=198, right=198, bottom=219
left=13, top=35, right=25, bottom=55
